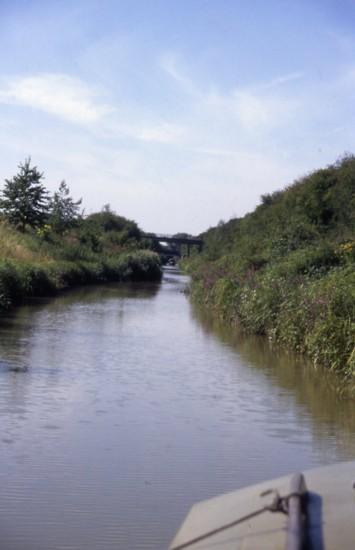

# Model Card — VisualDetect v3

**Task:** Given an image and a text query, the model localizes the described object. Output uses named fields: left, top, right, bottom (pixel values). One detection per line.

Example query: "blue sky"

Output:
left=0, top=0, right=354, bottom=234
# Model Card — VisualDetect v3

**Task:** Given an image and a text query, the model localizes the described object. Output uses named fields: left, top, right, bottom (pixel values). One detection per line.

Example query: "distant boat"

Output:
left=170, top=460, right=355, bottom=549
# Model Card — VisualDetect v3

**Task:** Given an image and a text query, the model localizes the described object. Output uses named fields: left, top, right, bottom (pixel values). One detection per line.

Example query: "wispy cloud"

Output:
left=160, top=52, right=300, bottom=133
left=204, top=88, right=299, bottom=133
left=0, top=72, right=186, bottom=145
left=160, top=53, right=200, bottom=96
left=0, top=73, right=110, bottom=124
left=136, top=122, right=186, bottom=144
left=100, top=117, right=187, bottom=145
left=257, top=72, right=304, bottom=90
left=0, top=58, right=353, bottom=234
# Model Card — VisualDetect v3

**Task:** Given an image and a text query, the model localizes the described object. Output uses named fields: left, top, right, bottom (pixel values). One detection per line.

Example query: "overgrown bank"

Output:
left=186, top=156, right=355, bottom=376
left=0, top=160, right=161, bottom=313
left=0, top=221, right=161, bottom=313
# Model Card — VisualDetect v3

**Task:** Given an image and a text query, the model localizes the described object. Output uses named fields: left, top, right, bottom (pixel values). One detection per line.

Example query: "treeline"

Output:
left=0, top=159, right=161, bottom=312
left=186, top=155, right=355, bottom=376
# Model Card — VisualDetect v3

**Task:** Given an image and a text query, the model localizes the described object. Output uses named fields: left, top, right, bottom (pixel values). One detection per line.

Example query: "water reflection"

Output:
left=0, top=282, right=160, bottom=370
left=193, top=306, right=355, bottom=461
left=0, top=271, right=354, bottom=550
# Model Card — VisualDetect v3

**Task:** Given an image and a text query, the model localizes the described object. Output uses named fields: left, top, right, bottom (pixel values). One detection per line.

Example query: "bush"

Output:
left=187, top=155, right=355, bottom=376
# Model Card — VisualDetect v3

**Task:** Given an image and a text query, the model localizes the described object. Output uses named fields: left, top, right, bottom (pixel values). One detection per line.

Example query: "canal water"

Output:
left=0, top=267, right=354, bottom=549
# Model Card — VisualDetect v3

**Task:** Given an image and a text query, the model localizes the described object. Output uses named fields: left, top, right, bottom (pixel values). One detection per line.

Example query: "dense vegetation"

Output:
left=0, top=160, right=161, bottom=312
left=186, top=155, right=355, bottom=376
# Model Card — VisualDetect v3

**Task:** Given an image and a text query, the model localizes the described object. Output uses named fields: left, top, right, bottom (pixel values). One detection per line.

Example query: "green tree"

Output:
left=49, top=180, right=82, bottom=234
left=85, top=205, right=141, bottom=239
left=0, top=158, right=49, bottom=231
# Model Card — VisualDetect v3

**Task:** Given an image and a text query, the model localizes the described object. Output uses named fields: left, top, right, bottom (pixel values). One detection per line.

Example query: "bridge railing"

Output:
left=144, top=233, right=202, bottom=242
left=143, top=233, right=203, bottom=256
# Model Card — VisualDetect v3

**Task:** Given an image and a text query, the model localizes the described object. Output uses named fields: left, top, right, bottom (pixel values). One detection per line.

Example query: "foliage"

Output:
left=48, top=181, right=82, bottom=233
left=0, top=158, right=49, bottom=231
left=85, top=204, right=140, bottom=239
left=187, top=155, right=355, bottom=375
left=0, top=250, right=161, bottom=312
left=0, top=178, right=162, bottom=313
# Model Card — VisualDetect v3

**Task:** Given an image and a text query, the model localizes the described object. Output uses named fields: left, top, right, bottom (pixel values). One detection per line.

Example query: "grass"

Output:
left=0, top=219, right=162, bottom=313
left=186, top=155, right=355, bottom=377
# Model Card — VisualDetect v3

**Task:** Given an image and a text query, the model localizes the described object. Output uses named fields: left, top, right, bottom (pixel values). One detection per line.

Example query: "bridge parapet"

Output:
left=143, top=233, right=203, bottom=255
left=144, top=233, right=203, bottom=245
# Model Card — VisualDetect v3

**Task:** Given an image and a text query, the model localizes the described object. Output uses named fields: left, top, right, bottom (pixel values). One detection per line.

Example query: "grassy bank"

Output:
left=186, top=155, right=355, bottom=376
left=0, top=214, right=162, bottom=312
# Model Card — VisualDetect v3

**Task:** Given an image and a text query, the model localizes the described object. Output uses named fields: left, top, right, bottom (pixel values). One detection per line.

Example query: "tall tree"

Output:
left=0, top=158, right=49, bottom=231
left=49, top=181, right=82, bottom=233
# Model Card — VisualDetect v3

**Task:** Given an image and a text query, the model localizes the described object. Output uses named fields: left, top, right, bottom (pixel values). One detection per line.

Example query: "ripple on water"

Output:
left=41, top=424, right=61, bottom=430
left=0, top=273, right=354, bottom=550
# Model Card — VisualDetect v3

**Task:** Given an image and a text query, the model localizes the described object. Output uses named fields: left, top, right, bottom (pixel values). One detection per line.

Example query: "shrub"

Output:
left=187, top=155, right=355, bottom=375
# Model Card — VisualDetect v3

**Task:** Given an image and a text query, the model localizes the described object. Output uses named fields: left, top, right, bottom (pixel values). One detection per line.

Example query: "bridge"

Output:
left=143, top=233, right=203, bottom=257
